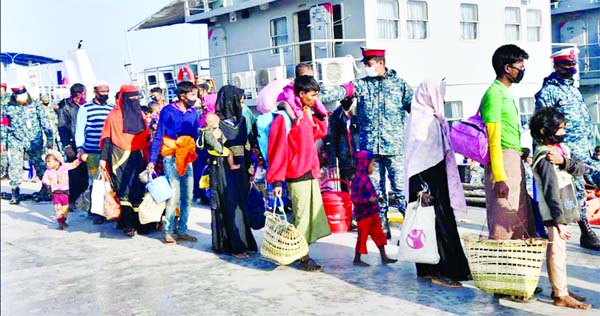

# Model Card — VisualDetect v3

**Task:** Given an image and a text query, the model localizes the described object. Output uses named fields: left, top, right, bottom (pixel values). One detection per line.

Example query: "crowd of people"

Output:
left=1, top=43, right=598, bottom=310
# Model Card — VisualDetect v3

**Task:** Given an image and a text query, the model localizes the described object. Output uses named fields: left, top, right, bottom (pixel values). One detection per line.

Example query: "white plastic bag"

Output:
left=90, top=172, right=106, bottom=216
left=397, top=194, right=440, bottom=264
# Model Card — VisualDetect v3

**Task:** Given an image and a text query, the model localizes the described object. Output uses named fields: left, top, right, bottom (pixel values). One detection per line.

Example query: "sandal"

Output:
left=431, top=276, right=462, bottom=288
left=232, top=253, right=250, bottom=259
left=552, top=291, right=586, bottom=302
left=298, top=258, right=323, bottom=272
left=507, top=295, right=536, bottom=303
left=553, top=295, right=591, bottom=309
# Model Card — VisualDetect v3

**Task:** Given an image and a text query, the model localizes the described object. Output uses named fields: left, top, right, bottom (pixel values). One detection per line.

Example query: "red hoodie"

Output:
left=267, top=112, right=328, bottom=184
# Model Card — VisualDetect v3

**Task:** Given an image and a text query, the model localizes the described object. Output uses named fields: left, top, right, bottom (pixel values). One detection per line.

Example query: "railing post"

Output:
left=311, top=41, right=318, bottom=81
left=279, top=48, right=285, bottom=77
left=221, top=57, right=228, bottom=85
left=247, top=52, right=256, bottom=98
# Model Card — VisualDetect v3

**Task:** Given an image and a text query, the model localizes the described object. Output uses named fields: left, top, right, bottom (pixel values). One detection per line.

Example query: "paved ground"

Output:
left=1, top=180, right=599, bottom=316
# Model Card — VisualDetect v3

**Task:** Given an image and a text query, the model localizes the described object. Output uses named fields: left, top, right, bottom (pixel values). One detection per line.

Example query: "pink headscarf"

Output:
left=404, top=79, right=466, bottom=211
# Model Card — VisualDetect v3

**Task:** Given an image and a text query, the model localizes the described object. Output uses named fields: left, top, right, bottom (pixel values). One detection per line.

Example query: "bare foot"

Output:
left=553, top=295, right=591, bottom=309
left=353, top=260, right=370, bottom=267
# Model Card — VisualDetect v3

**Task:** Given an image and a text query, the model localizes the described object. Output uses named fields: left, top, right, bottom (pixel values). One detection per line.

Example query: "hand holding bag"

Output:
left=260, top=197, right=308, bottom=265
left=397, top=193, right=440, bottom=264
left=102, top=169, right=121, bottom=221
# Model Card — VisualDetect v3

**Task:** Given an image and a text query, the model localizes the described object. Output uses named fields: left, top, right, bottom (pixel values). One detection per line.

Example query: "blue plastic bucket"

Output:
left=146, top=175, right=173, bottom=203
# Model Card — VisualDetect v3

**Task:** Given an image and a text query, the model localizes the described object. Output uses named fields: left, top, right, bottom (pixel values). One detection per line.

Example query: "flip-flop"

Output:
left=431, top=276, right=462, bottom=288
left=232, top=253, right=250, bottom=259
left=553, top=296, right=591, bottom=309
left=507, top=295, right=536, bottom=303
left=299, top=258, right=323, bottom=272
left=552, top=291, right=586, bottom=302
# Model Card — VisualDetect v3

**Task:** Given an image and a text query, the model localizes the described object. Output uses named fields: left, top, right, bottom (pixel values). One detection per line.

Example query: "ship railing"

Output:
left=141, top=38, right=366, bottom=102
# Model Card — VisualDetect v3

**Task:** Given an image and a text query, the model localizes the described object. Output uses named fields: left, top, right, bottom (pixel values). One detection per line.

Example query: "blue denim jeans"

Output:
left=163, top=155, right=193, bottom=235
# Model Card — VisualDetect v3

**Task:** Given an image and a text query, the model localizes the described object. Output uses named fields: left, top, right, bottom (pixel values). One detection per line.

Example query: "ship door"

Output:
left=294, top=4, right=334, bottom=64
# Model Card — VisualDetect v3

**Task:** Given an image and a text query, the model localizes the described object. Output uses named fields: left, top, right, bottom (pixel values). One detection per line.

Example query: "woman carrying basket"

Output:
left=404, top=79, right=471, bottom=287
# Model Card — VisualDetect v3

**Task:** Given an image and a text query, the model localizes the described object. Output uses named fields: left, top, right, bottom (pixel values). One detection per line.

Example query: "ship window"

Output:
left=460, top=3, right=478, bottom=40
left=505, top=7, right=521, bottom=41
left=444, top=101, right=463, bottom=126
left=377, top=0, right=400, bottom=39
left=407, top=0, right=428, bottom=39
left=527, top=9, right=542, bottom=42
left=270, top=17, right=288, bottom=54
left=519, top=97, right=535, bottom=129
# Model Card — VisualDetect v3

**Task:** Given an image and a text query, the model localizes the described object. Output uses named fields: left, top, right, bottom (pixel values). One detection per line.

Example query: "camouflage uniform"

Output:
left=0, top=92, right=11, bottom=177
left=534, top=72, right=598, bottom=219
left=1, top=95, right=53, bottom=189
left=43, top=104, right=61, bottom=152
left=321, top=69, right=413, bottom=228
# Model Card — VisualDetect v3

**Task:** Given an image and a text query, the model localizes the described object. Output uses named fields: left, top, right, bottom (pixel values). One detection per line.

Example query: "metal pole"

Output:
left=310, top=41, right=318, bottom=81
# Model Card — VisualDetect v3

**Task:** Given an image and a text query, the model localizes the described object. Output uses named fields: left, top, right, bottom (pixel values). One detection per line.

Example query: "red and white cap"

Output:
left=361, top=47, right=385, bottom=61
left=551, top=47, right=579, bottom=64
left=11, top=85, right=27, bottom=95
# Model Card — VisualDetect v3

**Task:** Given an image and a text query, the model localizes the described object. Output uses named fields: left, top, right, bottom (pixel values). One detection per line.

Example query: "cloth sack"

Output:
left=449, top=112, right=490, bottom=165
left=247, top=182, right=266, bottom=230
left=102, top=169, right=121, bottom=221
left=397, top=194, right=440, bottom=264
left=139, top=193, right=166, bottom=224
left=90, top=173, right=106, bottom=216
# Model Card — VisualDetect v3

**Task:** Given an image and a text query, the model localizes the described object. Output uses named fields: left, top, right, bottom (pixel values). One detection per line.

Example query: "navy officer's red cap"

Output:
left=361, top=47, right=385, bottom=62
left=11, top=85, right=27, bottom=95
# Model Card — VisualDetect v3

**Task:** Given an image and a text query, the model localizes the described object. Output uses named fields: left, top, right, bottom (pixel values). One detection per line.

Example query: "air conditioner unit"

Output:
left=231, top=71, right=256, bottom=98
left=316, top=56, right=356, bottom=87
left=256, top=66, right=286, bottom=89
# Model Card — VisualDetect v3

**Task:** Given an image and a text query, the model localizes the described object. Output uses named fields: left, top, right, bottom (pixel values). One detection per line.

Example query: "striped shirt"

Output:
left=75, top=101, right=114, bottom=153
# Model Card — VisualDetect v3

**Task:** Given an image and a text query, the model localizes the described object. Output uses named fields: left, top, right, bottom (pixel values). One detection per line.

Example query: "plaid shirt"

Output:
left=351, top=150, right=380, bottom=221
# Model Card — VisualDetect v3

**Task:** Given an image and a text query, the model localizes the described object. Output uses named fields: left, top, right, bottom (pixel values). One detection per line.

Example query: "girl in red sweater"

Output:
left=267, top=76, right=331, bottom=271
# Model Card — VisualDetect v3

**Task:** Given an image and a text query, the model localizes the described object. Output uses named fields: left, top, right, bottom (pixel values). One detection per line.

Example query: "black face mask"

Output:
left=507, top=66, right=525, bottom=84
left=96, top=95, right=109, bottom=103
left=184, top=99, right=196, bottom=108
left=548, top=134, right=565, bottom=144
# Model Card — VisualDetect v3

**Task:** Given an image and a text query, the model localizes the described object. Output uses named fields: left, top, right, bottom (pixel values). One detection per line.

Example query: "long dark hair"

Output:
left=530, top=107, right=565, bottom=143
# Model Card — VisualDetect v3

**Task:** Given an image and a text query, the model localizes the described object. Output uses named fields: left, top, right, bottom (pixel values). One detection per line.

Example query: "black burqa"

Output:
left=209, top=85, right=257, bottom=254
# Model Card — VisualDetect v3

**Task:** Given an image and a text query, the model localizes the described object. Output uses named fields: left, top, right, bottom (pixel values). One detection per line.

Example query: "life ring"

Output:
left=177, top=65, right=195, bottom=84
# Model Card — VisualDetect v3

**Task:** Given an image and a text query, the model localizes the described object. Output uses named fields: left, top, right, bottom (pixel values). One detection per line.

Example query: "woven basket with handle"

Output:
left=260, top=197, right=308, bottom=265
left=464, top=236, right=547, bottom=298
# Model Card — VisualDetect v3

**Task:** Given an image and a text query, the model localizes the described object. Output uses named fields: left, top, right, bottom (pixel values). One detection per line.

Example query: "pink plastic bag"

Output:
left=449, top=113, right=490, bottom=165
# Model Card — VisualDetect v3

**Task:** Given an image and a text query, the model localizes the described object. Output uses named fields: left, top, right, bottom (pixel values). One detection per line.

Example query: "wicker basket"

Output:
left=260, top=209, right=308, bottom=266
left=464, top=235, right=548, bottom=298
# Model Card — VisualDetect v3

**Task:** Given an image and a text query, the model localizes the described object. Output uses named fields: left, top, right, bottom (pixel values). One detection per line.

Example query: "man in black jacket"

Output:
left=57, top=83, right=88, bottom=212
left=326, top=97, right=360, bottom=191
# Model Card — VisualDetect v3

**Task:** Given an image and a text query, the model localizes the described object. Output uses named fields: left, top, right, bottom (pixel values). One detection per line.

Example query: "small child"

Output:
left=203, top=112, right=239, bottom=170
left=41, top=150, right=83, bottom=230
left=530, top=107, right=591, bottom=310
left=351, top=150, right=397, bottom=266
